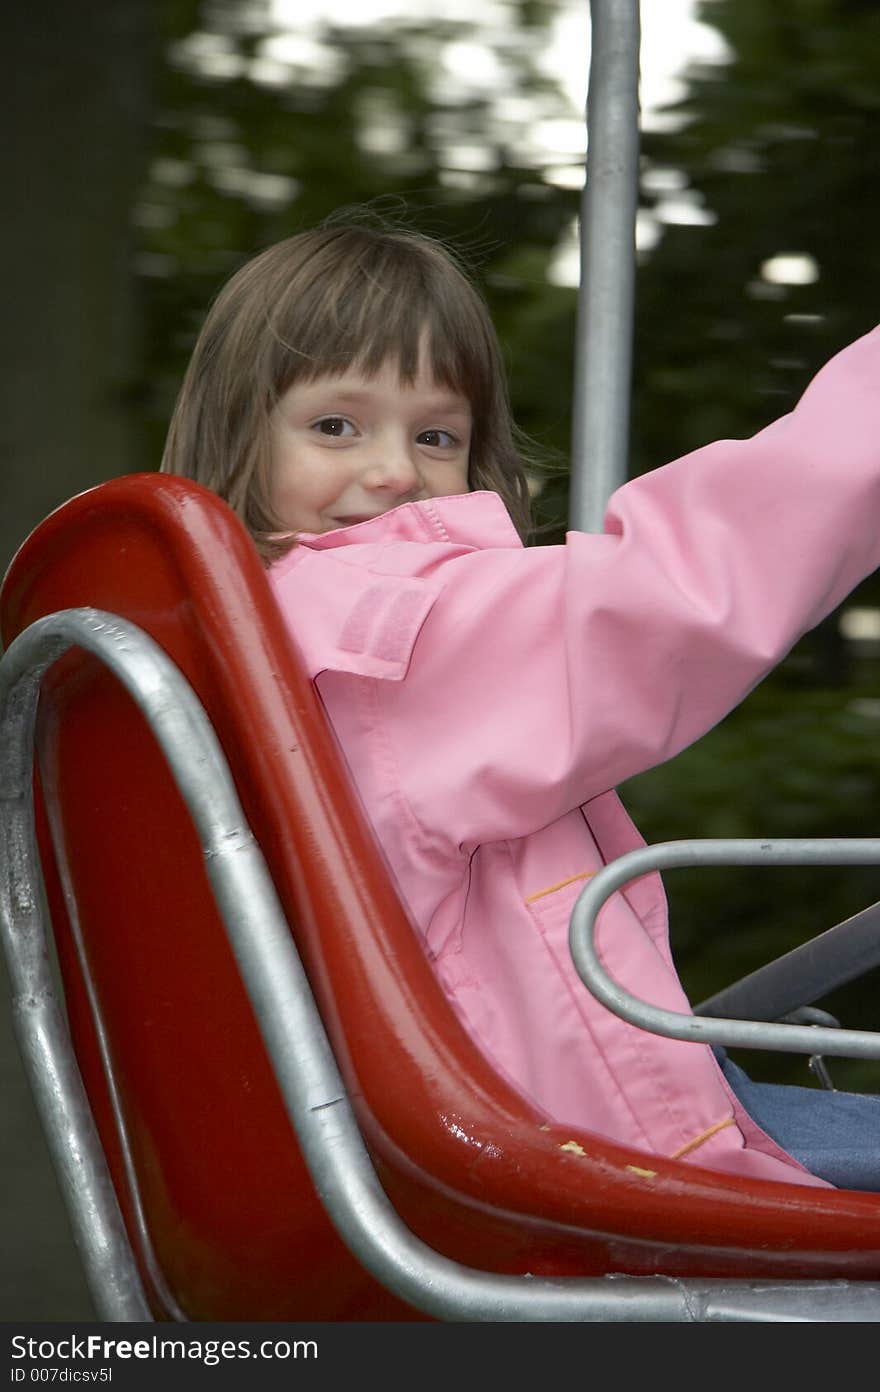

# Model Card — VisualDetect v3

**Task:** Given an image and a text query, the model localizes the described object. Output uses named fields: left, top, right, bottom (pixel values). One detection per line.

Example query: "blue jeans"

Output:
left=718, top=1051, right=880, bottom=1191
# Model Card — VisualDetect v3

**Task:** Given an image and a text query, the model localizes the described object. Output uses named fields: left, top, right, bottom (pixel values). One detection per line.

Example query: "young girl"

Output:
left=162, top=217, right=880, bottom=1192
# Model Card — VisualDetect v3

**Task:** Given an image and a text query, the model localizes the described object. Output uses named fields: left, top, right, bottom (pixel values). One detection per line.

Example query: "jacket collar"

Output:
left=289, top=490, right=522, bottom=557
left=268, top=491, right=522, bottom=683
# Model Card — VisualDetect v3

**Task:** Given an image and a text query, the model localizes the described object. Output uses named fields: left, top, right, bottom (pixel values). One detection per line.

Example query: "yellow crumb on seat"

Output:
left=560, top=1140, right=587, bottom=1156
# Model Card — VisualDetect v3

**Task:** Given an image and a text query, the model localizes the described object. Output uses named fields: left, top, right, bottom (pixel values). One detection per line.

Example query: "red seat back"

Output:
left=4, top=474, right=880, bottom=1320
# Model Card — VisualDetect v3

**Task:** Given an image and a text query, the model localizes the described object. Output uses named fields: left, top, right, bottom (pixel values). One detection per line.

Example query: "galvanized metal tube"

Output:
left=0, top=610, right=687, bottom=1321
left=0, top=627, right=152, bottom=1322
left=570, top=839, right=880, bottom=1058
left=569, top=0, right=641, bottom=532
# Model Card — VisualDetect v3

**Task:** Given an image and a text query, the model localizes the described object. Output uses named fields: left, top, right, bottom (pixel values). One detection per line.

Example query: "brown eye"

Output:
left=313, top=417, right=354, bottom=437
left=418, top=429, right=457, bottom=448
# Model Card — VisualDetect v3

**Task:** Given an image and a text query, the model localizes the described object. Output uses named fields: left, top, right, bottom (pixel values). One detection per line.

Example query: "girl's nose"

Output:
left=363, top=444, right=423, bottom=496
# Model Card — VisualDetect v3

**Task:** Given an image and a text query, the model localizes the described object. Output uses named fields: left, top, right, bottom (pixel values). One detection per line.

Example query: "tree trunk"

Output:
left=1, top=0, right=151, bottom=1319
left=1, top=0, right=151, bottom=577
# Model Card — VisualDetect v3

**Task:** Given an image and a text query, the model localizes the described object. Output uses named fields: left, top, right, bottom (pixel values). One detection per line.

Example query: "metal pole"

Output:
left=569, top=0, right=641, bottom=532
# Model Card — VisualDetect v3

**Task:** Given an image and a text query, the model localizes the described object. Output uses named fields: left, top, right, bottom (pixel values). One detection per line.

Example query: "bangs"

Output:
left=162, top=219, right=534, bottom=557
left=267, top=231, right=497, bottom=409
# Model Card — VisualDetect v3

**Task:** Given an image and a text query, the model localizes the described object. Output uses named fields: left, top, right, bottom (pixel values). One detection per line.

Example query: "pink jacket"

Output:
left=268, top=325, right=880, bottom=1188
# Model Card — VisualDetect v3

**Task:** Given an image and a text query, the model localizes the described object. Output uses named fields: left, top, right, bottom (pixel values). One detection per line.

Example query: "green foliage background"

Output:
left=14, top=0, right=880, bottom=1089
left=129, top=0, right=880, bottom=1088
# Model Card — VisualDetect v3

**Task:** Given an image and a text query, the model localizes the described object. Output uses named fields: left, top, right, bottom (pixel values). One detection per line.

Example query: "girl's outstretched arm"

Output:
left=368, top=324, right=880, bottom=847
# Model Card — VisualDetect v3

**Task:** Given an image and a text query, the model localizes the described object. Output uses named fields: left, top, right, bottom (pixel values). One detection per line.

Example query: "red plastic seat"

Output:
left=4, top=473, right=880, bottom=1322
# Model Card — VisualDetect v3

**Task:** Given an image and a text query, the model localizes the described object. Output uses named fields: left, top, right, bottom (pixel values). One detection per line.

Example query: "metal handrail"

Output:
left=569, top=839, right=880, bottom=1059
left=5, top=609, right=880, bottom=1322
left=0, top=616, right=152, bottom=1322
left=569, top=0, right=641, bottom=532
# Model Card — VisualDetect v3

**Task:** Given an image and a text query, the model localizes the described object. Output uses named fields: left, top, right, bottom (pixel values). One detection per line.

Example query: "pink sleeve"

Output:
left=382, top=325, right=880, bottom=847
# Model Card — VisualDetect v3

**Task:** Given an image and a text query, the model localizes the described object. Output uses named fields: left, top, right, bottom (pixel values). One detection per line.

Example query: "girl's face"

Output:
left=269, top=354, right=472, bottom=535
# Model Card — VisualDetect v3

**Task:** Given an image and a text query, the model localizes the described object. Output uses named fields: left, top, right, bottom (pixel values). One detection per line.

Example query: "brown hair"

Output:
left=160, top=217, right=534, bottom=561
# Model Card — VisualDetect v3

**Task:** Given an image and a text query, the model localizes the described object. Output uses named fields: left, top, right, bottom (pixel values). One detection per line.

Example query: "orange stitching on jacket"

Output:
left=524, top=871, right=595, bottom=904
left=669, top=1116, right=736, bottom=1160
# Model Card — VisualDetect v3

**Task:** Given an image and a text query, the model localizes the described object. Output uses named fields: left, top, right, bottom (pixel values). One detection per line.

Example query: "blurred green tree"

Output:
left=10, top=0, right=880, bottom=1081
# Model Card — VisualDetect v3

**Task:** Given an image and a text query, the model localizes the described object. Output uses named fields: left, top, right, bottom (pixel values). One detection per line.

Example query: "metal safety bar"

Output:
left=0, top=617, right=152, bottom=1322
left=569, top=0, right=641, bottom=532
left=569, top=840, right=880, bottom=1059
left=5, top=609, right=880, bottom=1322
